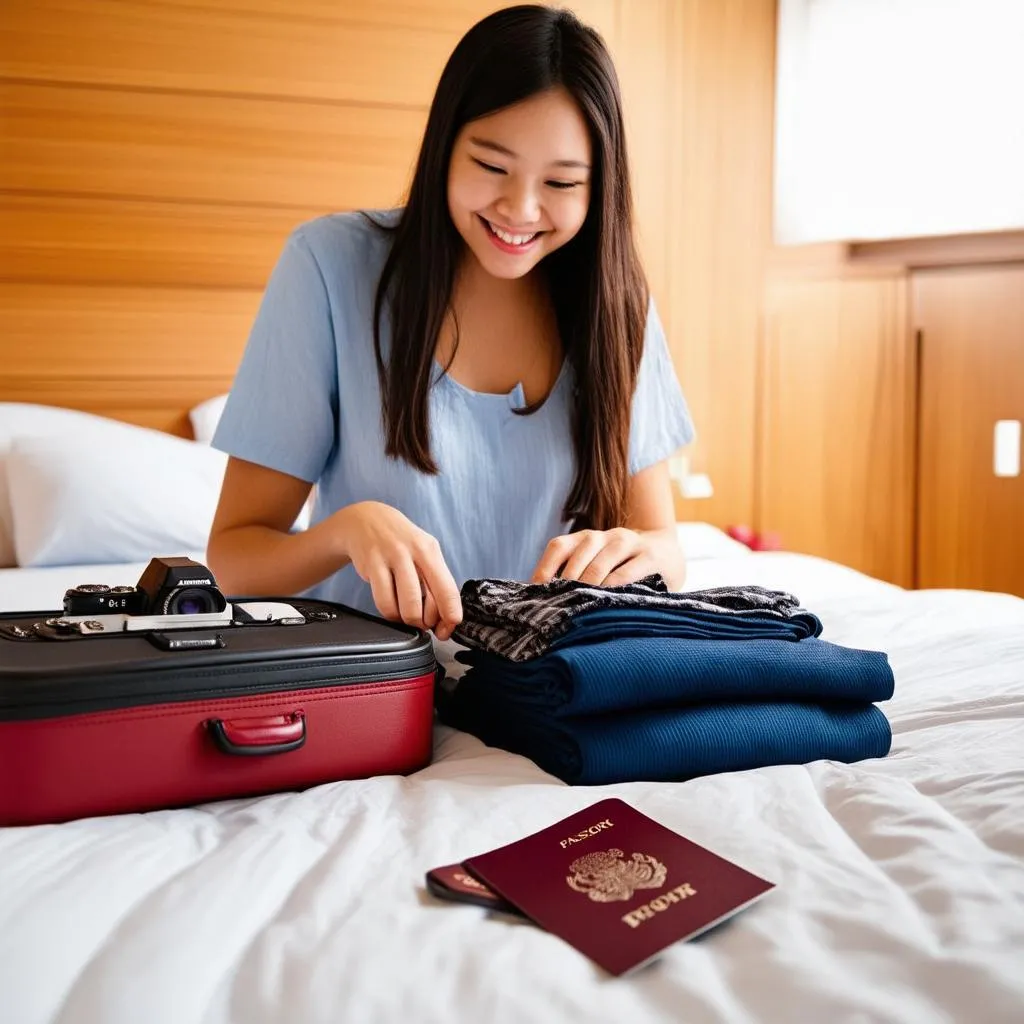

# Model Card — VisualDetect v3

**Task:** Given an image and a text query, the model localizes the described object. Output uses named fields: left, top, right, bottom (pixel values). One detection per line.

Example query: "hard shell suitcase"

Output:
left=0, top=595, right=437, bottom=826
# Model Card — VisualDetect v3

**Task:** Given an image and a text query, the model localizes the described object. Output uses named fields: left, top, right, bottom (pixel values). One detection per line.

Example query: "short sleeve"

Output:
left=628, top=297, right=696, bottom=474
left=212, top=231, right=338, bottom=483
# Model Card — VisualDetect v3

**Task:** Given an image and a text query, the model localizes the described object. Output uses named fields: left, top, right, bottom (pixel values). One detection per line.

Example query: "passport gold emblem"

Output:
left=566, top=848, right=668, bottom=902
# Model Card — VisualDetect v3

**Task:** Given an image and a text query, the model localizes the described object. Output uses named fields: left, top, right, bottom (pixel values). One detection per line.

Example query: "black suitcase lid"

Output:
left=0, top=598, right=436, bottom=721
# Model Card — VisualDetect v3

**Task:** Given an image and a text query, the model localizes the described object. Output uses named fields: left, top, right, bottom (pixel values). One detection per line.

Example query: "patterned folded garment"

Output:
left=452, top=574, right=817, bottom=662
left=453, top=635, right=894, bottom=717
left=437, top=694, right=894, bottom=786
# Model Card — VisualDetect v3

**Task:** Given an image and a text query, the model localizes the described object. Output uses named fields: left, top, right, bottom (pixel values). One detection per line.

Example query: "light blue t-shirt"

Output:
left=212, top=210, right=694, bottom=615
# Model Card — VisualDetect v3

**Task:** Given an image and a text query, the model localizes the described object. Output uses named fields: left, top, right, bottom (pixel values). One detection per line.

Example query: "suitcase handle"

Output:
left=208, top=712, right=306, bottom=756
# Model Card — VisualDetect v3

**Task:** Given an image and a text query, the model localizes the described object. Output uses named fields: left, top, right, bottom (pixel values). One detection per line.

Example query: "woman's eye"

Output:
left=546, top=180, right=581, bottom=190
left=473, top=159, right=506, bottom=175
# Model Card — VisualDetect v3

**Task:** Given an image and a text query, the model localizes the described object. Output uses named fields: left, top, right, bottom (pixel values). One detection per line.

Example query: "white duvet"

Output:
left=2, top=547, right=1023, bottom=1024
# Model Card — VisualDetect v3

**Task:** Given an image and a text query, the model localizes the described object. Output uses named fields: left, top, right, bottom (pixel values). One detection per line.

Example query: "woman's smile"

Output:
left=479, top=215, right=544, bottom=254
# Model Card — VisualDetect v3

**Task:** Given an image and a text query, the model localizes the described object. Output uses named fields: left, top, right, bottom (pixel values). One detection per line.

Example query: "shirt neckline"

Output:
left=433, top=357, right=570, bottom=410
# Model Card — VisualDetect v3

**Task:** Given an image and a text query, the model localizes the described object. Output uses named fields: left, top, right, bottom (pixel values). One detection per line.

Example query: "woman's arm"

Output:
left=206, top=456, right=344, bottom=597
left=624, top=458, right=677, bottom=531
left=621, top=459, right=687, bottom=588
left=207, top=456, right=463, bottom=638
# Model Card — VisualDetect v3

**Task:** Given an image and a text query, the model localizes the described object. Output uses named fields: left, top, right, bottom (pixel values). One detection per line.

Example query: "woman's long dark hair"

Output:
left=371, top=3, right=648, bottom=531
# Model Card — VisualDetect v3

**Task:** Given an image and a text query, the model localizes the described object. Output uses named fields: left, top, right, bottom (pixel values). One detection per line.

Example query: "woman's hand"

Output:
left=332, top=501, right=463, bottom=640
left=531, top=526, right=686, bottom=590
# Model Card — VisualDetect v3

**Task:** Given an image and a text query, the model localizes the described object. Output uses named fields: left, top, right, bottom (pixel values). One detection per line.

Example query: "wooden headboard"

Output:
left=1, top=0, right=777, bottom=532
left=0, top=269, right=268, bottom=438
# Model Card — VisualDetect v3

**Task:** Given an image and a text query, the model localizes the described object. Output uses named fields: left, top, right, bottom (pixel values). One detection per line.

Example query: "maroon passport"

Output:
left=462, top=798, right=775, bottom=976
left=425, top=863, right=522, bottom=915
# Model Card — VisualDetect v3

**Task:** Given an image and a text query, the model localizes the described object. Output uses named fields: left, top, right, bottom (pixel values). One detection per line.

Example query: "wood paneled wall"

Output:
left=1, top=0, right=776, bottom=526
left=663, top=0, right=777, bottom=529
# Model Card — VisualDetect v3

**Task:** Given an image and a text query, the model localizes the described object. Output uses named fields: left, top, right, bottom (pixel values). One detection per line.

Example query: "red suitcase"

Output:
left=0, top=568, right=437, bottom=827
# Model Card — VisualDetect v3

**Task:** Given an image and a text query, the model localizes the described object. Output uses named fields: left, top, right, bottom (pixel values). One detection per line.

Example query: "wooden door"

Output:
left=758, top=271, right=916, bottom=587
left=915, top=264, right=1024, bottom=596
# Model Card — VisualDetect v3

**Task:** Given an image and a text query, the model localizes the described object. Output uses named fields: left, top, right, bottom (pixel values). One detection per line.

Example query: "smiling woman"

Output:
left=448, top=90, right=592, bottom=271
left=206, top=4, right=695, bottom=639
left=439, top=88, right=592, bottom=403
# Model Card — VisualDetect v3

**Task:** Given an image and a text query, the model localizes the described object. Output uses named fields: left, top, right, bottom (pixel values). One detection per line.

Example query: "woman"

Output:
left=208, top=4, right=694, bottom=643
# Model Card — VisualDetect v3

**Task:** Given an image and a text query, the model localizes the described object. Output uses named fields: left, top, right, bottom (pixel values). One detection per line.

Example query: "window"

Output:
left=773, top=0, right=1024, bottom=244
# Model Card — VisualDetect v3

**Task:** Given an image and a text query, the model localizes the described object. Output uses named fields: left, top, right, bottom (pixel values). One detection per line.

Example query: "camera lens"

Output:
left=164, top=587, right=215, bottom=615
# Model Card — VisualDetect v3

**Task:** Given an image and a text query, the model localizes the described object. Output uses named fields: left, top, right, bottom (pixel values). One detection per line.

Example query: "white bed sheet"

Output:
left=2, top=550, right=1023, bottom=1024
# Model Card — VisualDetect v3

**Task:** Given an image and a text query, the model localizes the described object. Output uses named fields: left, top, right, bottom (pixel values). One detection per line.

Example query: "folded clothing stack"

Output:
left=437, top=575, right=894, bottom=785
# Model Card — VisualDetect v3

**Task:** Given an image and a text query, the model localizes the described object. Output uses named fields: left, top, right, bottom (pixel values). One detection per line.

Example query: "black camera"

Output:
left=62, top=557, right=229, bottom=631
left=27, top=556, right=310, bottom=640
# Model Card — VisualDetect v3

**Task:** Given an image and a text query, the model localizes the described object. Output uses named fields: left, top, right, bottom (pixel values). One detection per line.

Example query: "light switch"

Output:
left=994, top=420, right=1021, bottom=478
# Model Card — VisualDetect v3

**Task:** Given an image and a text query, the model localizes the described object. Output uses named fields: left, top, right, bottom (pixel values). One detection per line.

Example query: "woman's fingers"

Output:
left=415, top=535, right=462, bottom=640
left=558, top=532, right=610, bottom=582
left=421, top=585, right=441, bottom=633
left=366, top=555, right=401, bottom=622
left=534, top=529, right=643, bottom=586
left=601, top=554, right=657, bottom=589
left=577, top=529, right=641, bottom=586
left=531, top=533, right=579, bottom=583
left=392, top=551, right=427, bottom=629
left=354, top=522, right=460, bottom=638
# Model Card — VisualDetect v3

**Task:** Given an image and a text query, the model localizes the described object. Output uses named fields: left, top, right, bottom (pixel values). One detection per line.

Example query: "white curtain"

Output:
left=773, top=0, right=1024, bottom=244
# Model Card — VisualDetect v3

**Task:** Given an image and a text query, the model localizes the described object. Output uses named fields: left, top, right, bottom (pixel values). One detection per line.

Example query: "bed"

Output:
left=1, top=409, right=1023, bottom=1024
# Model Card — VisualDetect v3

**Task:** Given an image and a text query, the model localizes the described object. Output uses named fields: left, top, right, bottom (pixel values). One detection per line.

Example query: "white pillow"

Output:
left=676, top=521, right=754, bottom=560
left=6, top=427, right=228, bottom=568
left=0, top=403, right=138, bottom=567
left=189, top=393, right=229, bottom=445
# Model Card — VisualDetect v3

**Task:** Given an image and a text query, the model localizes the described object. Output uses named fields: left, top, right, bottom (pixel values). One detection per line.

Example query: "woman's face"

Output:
left=447, top=86, right=593, bottom=280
